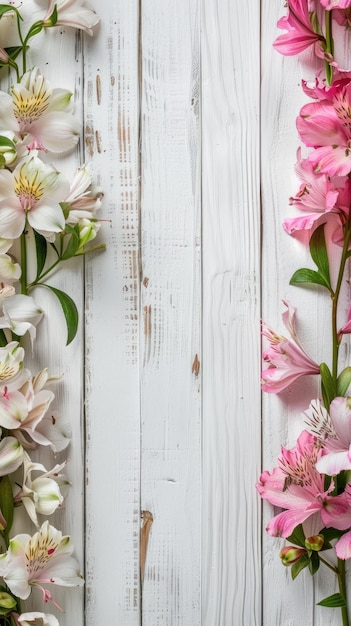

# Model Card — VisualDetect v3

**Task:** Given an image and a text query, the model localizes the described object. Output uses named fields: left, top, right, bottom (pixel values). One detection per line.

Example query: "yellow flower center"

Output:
left=25, top=531, right=58, bottom=579
left=0, top=361, right=19, bottom=381
left=12, top=87, right=50, bottom=126
left=14, top=171, right=44, bottom=211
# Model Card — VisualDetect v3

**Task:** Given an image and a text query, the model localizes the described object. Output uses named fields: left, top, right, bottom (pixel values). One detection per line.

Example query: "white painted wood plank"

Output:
left=201, top=1, right=261, bottom=624
left=140, top=1, right=201, bottom=624
left=83, top=2, right=141, bottom=624
left=261, top=3, right=345, bottom=625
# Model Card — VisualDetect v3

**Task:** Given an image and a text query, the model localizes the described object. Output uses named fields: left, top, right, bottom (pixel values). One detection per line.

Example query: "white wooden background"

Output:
left=6, top=0, right=350, bottom=624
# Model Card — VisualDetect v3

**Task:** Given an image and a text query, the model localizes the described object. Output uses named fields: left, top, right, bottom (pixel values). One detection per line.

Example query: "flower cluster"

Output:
left=258, top=2, right=351, bottom=622
left=0, top=1, right=102, bottom=623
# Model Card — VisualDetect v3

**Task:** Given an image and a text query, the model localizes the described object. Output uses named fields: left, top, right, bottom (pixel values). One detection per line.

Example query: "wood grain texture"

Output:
left=140, top=1, right=201, bottom=624
left=201, top=1, right=261, bottom=624
left=1, top=2, right=347, bottom=623
left=83, top=2, right=141, bottom=624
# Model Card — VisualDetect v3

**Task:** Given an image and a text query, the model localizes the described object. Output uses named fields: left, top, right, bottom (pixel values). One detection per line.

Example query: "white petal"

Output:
left=0, top=206, right=25, bottom=239
left=33, top=112, right=80, bottom=153
left=19, top=613, right=59, bottom=626
left=3, top=294, right=43, bottom=326
left=28, top=204, right=65, bottom=234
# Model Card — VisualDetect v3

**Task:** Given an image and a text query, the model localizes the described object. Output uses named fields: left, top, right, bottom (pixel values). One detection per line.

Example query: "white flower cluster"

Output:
left=0, top=1, right=102, bottom=623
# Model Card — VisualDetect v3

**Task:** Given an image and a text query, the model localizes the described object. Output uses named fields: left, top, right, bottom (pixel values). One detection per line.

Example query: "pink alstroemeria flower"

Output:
left=320, top=0, right=351, bottom=8
left=305, top=397, right=351, bottom=474
left=256, top=431, right=351, bottom=537
left=297, top=78, right=351, bottom=176
left=273, top=0, right=325, bottom=56
left=283, top=148, right=341, bottom=236
left=339, top=303, right=351, bottom=336
left=261, top=301, right=320, bottom=393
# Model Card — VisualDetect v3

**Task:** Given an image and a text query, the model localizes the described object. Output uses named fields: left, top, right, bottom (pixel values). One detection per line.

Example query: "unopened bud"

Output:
left=78, top=218, right=100, bottom=249
left=0, top=135, right=17, bottom=167
left=279, top=546, right=307, bottom=566
left=0, top=591, right=16, bottom=610
left=305, top=535, right=324, bottom=552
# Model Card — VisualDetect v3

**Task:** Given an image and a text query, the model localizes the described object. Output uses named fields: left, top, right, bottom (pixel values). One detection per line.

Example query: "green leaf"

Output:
left=320, top=362, right=336, bottom=410
left=320, top=527, right=344, bottom=546
left=0, top=5, right=21, bottom=19
left=25, top=20, right=44, bottom=40
left=317, top=593, right=347, bottom=608
left=4, top=46, right=24, bottom=62
left=34, top=230, right=48, bottom=281
left=287, top=524, right=306, bottom=548
left=308, top=551, right=320, bottom=576
left=289, top=268, right=330, bottom=290
left=42, top=285, right=78, bottom=345
left=46, top=3, right=58, bottom=25
left=40, top=284, right=79, bottom=346
left=0, top=476, right=14, bottom=543
left=291, top=554, right=310, bottom=580
left=309, top=224, right=331, bottom=289
left=337, top=367, right=351, bottom=396
left=60, top=224, right=80, bottom=261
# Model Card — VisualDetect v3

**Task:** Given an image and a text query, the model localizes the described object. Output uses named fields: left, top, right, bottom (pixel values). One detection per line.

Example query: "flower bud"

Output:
left=0, top=590, right=16, bottom=610
left=78, top=218, right=100, bottom=249
left=279, top=546, right=307, bottom=566
left=0, top=134, right=17, bottom=166
left=305, top=535, right=324, bottom=551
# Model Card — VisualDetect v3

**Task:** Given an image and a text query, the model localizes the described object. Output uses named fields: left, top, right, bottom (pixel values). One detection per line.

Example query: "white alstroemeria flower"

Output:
left=0, top=436, right=24, bottom=476
left=0, top=294, right=43, bottom=343
left=0, top=253, right=21, bottom=284
left=0, top=341, right=29, bottom=390
left=0, top=66, right=80, bottom=154
left=18, top=613, right=59, bottom=626
left=15, top=453, right=67, bottom=526
left=34, top=411, right=71, bottom=452
left=0, top=156, right=69, bottom=240
left=41, top=0, right=99, bottom=35
left=0, top=375, right=54, bottom=441
left=65, top=164, right=103, bottom=222
left=8, top=368, right=71, bottom=451
left=0, top=521, right=84, bottom=600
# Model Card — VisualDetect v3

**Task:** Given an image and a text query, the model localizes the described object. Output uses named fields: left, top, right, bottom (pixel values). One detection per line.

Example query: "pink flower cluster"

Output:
left=258, top=0, right=351, bottom=594
left=274, top=0, right=351, bottom=72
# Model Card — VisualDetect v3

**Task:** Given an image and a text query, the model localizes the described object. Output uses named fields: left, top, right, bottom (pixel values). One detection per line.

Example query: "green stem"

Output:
left=20, top=231, right=27, bottom=295
left=15, top=12, right=25, bottom=77
left=337, top=558, right=349, bottom=626
left=319, top=555, right=339, bottom=575
left=331, top=221, right=351, bottom=380
left=27, top=258, right=61, bottom=290
left=325, top=10, right=334, bottom=85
